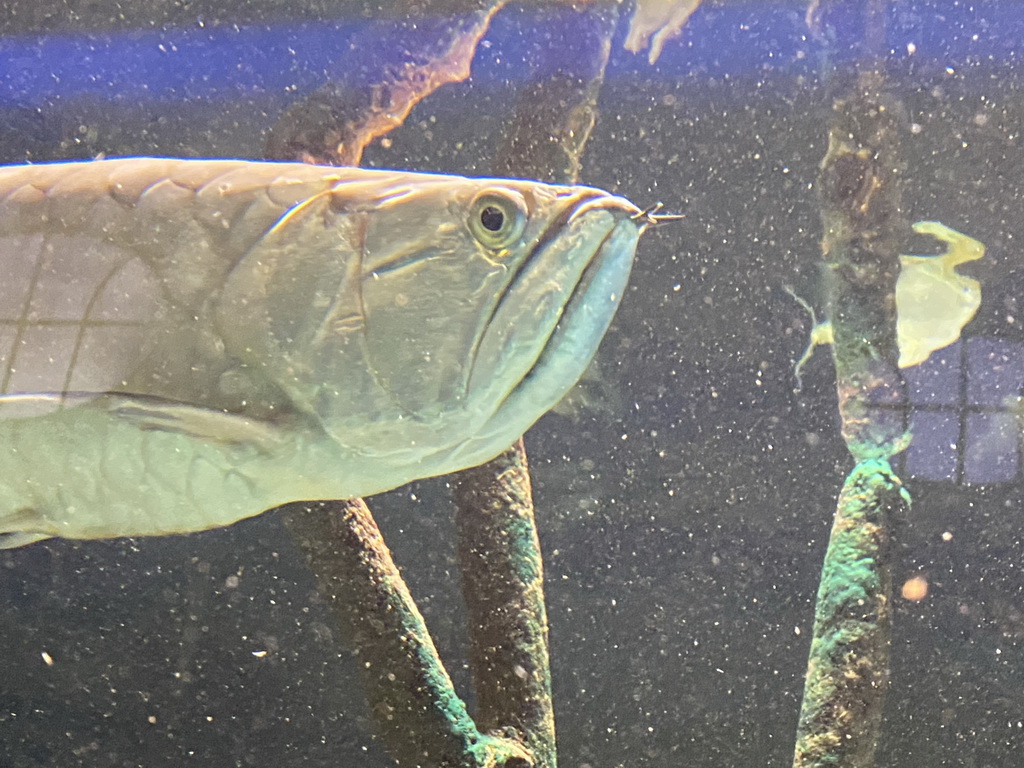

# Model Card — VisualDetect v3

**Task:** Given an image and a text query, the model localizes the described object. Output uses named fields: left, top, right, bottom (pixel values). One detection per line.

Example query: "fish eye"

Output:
left=480, top=205, right=505, bottom=232
left=468, top=190, right=528, bottom=250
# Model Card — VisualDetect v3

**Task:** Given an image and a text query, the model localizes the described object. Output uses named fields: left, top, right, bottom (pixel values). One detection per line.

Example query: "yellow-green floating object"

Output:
left=796, top=221, right=985, bottom=373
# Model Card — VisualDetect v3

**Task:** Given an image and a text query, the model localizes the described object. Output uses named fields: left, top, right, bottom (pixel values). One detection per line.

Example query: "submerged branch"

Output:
left=453, top=5, right=619, bottom=767
left=491, top=1, right=618, bottom=183
left=793, top=6, right=912, bottom=761
left=454, top=440, right=555, bottom=768
left=793, top=460, right=905, bottom=768
left=267, top=0, right=509, bottom=166
left=283, top=500, right=532, bottom=768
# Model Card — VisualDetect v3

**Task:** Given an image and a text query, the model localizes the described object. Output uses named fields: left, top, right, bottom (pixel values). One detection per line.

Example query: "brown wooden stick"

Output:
left=283, top=500, right=532, bottom=768
left=453, top=5, right=620, bottom=768
left=792, top=4, right=912, bottom=764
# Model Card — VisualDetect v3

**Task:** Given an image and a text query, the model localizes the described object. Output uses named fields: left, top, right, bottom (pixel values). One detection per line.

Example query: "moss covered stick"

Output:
left=792, top=68, right=912, bottom=768
left=284, top=500, right=532, bottom=768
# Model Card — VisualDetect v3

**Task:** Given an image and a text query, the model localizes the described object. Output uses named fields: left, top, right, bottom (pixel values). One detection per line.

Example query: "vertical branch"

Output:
left=793, top=1, right=911, bottom=765
left=454, top=440, right=554, bottom=768
left=453, top=4, right=620, bottom=768
left=820, top=72, right=909, bottom=461
left=792, top=459, right=905, bottom=768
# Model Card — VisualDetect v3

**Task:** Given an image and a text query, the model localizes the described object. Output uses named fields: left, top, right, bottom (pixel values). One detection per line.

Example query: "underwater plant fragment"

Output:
left=624, top=0, right=703, bottom=64
left=794, top=221, right=986, bottom=375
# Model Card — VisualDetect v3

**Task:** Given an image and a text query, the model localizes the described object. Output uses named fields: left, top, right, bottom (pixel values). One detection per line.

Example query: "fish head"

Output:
left=353, top=173, right=643, bottom=467
left=217, top=167, right=643, bottom=474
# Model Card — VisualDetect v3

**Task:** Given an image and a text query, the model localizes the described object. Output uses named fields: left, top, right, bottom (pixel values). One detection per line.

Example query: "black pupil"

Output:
left=480, top=205, right=505, bottom=232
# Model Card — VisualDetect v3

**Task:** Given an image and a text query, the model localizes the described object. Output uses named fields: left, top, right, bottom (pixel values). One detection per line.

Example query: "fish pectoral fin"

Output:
left=104, top=397, right=286, bottom=450
left=0, top=392, right=104, bottom=418
left=0, top=531, right=53, bottom=549
left=0, top=507, right=54, bottom=549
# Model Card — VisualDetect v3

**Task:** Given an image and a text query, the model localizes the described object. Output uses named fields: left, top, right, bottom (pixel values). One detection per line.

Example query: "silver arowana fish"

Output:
left=0, top=157, right=648, bottom=547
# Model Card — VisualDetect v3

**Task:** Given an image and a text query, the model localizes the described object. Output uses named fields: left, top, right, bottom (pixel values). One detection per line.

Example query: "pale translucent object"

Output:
left=624, top=0, right=703, bottom=65
left=895, top=221, right=984, bottom=368
left=793, top=221, right=985, bottom=375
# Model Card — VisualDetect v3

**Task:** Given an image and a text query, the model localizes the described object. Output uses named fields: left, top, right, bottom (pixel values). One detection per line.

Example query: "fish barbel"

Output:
left=0, top=157, right=646, bottom=546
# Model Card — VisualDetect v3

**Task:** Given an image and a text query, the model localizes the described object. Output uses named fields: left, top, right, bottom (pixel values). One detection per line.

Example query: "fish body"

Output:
left=0, top=158, right=643, bottom=546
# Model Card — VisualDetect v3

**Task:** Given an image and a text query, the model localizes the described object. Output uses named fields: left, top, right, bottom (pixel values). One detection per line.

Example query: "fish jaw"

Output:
left=451, top=201, right=641, bottom=468
left=466, top=194, right=640, bottom=401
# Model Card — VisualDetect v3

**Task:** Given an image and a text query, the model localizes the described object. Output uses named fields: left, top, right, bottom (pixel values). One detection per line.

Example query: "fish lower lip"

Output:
left=422, top=215, right=637, bottom=470
left=502, top=219, right=624, bottom=402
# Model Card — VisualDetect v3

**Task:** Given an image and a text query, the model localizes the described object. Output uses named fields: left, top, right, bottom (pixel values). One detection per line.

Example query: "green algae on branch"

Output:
left=283, top=500, right=534, bottom=768
left=454, top=439, right=556, bottom=768
left=792, top=65, right=910, bottom=768
left=793, top=461, right=908, bottom=768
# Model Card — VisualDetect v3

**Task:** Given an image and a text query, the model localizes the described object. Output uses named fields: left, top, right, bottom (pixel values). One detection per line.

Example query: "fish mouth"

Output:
left=455, top=193, right=640, bottom=462
left=508, top=223, right=621, bottom=388
left=494, top=213, right=638, bottom=419
left=465, top=190, right=637, bottom=399
left=466, top=189, right=611, bottom=382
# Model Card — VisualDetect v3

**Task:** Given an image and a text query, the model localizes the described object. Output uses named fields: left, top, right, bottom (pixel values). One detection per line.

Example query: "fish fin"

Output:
left=0, top=507, right=53, bottom=549
left=0, top=392, right=287, bottom=449
left=0, top=392, right=104, bottom=418
left=0, top=531, right=53, bottom=549
left=102, top=396, right=287, bottom=450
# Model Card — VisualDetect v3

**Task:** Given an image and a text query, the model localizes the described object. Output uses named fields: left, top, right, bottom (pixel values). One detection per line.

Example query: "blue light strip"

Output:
left=0, top=2, right=1021, bottom=109
left=0, top=21, right=356, bottom=107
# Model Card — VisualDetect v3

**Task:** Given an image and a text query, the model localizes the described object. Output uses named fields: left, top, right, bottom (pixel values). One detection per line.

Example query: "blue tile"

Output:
left=964, top=411, right=1020, bottom=484
left=967, top=338, right=1024, bottom=408
left=904, top=341, right=962, bottom=407
left=905, top=410, right=959, bottom=482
